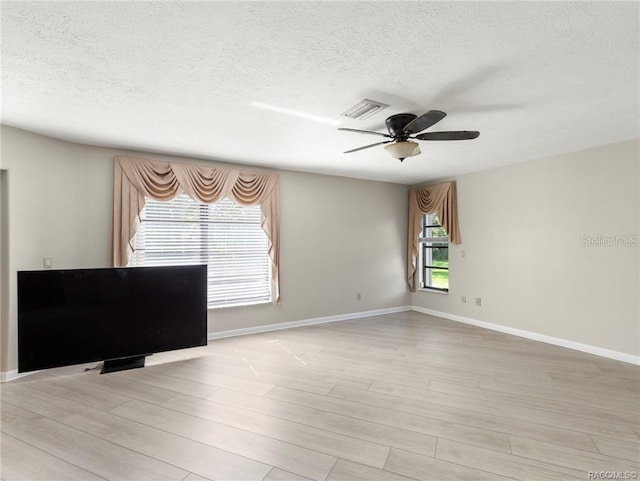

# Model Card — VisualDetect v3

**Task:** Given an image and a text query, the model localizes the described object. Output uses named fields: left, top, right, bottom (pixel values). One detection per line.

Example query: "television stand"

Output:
left=101, top=355, right=146, bottom=374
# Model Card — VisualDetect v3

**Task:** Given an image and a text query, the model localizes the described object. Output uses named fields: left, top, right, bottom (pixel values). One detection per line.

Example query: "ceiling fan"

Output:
left=338, top=110, right=479, bottom=161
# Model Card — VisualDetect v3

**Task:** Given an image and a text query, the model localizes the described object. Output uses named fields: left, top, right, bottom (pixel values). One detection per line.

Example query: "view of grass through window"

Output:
left=430, top=251, right=449, bottom=289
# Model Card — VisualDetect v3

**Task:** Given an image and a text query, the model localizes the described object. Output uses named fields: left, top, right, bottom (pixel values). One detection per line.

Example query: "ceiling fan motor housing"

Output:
left=385, top=113, right=417, bottom=139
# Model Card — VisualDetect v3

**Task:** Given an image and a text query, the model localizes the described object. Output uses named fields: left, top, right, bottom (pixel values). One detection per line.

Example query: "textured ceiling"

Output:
left=2, top=2, right=638, bottom=184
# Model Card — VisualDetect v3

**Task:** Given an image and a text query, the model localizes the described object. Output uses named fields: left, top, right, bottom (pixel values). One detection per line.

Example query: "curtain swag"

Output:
left=112, top=156, right=281, bottom=304
left=407, top=181, right=461, bottom=291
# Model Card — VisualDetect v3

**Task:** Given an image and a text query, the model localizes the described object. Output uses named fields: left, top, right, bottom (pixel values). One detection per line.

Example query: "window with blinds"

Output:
left=129, top=194, right=271, bottom=308
left=418, top=213, right=449, bottom=291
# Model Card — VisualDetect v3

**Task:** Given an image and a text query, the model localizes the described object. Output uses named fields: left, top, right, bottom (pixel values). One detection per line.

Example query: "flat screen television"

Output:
left=18, top=265, right=207, bottom=374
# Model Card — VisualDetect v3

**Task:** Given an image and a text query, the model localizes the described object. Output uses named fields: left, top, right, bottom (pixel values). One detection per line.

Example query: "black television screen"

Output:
left=18, top=265, right=207, bottom=373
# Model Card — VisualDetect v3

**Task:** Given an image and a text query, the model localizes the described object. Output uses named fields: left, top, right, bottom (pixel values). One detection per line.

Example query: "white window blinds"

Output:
left=129, top=194, right=271, bottom=308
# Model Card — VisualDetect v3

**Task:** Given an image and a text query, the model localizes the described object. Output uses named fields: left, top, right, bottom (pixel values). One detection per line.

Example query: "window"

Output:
left=129, top=194, right=271, bottom=308
left=418, top=213, right=449, bottom=291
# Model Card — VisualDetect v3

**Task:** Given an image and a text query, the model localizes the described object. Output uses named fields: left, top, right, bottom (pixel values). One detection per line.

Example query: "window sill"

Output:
left=417, top=288, right=449, bottom=295
left=208, top=299, right=272, bottom=310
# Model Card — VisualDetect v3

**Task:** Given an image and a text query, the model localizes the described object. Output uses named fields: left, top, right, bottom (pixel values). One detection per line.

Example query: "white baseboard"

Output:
left=411, top=306, right=640, bottom=366
left=0, top=370, right=17, bottom=382
left=0, top=369, right=34, bottom=383
left=208, top=305, right=412, bottom=341
left=5, top=304, right=633, bottom=380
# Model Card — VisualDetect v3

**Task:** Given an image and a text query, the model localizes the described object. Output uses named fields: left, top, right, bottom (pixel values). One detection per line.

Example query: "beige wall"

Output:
left=413, top=139, right=640, bottom=357
left=0, top=126, right=410, bottom=373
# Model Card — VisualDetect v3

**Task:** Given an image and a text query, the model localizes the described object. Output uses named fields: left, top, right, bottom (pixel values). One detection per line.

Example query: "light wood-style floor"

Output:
left=1, top=311, right=639, bottom=481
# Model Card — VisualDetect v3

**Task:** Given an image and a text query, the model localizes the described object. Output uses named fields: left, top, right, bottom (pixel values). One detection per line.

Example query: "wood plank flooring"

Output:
left=1, top=311, right=639, bottom=480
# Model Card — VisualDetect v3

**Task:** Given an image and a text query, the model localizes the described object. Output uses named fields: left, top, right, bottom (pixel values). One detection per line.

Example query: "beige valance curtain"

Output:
left=407, top=181, right=461, bottom=291
left=112, top=155, right=281, bottom=303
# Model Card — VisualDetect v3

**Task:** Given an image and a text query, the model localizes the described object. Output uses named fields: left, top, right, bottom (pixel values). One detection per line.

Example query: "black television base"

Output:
left=101, top=355, right=146, bottom=374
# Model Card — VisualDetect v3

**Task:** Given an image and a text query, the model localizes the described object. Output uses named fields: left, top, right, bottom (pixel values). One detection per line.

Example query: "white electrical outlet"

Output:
left=43, top=257, right=53, bottom=269
left=475, top=297, right=482, bottom=306
left=461, top=250, right=466, bottom=258
left=461, top=296, right=466, bottom=304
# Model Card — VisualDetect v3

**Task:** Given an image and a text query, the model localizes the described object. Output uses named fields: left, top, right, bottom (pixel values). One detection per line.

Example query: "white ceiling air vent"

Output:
left=341, top=99, right=389, bottom=120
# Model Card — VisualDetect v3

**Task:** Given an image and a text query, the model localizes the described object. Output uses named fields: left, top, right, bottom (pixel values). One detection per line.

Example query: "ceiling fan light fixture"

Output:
left=384, top=141, right=421, bottom=161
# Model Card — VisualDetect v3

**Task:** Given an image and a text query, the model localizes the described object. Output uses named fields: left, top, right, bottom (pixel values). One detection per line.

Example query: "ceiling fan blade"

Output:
left=403, top=110, right=447, bottom=134
left=338, top=127, right=391, bottom=138
left=415, top=130, right=480, bottom=141
left=344, top=141, right=392, bottom=154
